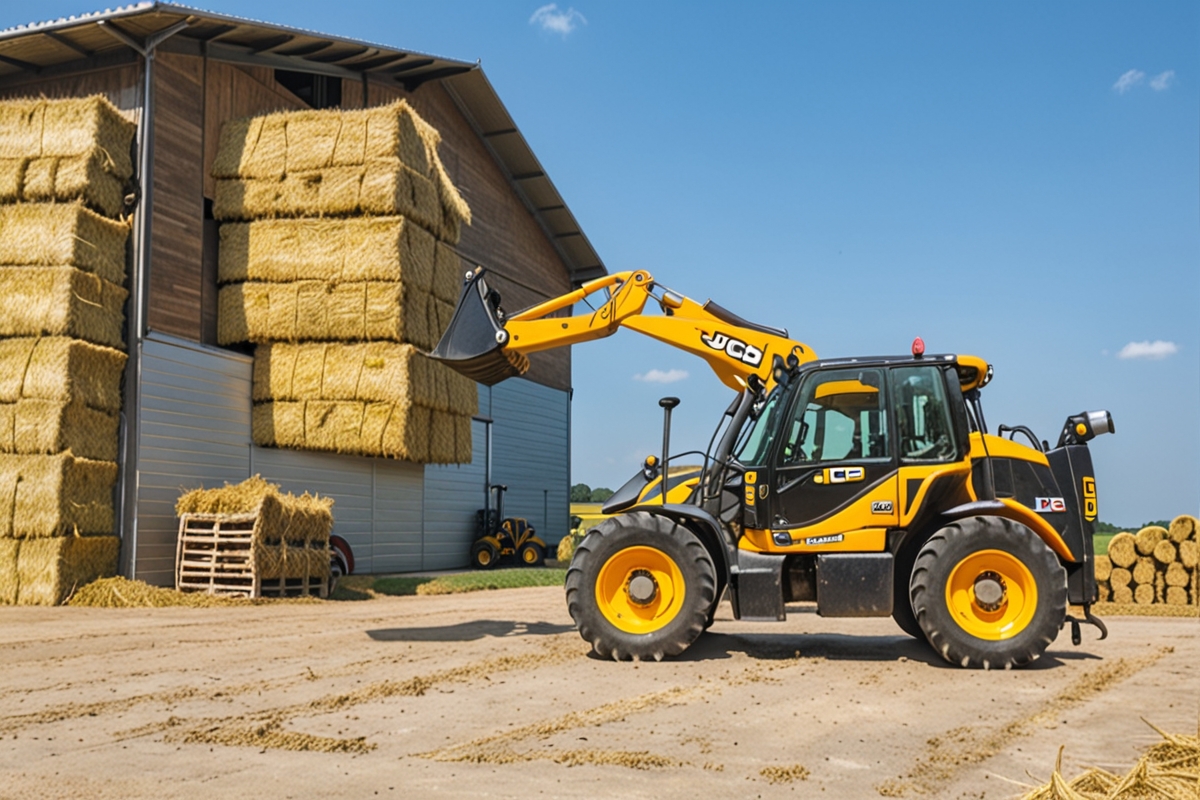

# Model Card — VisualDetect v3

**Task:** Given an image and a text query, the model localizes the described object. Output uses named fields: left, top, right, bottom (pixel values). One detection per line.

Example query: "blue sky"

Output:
left=5, top=1, right=1195, bottom=525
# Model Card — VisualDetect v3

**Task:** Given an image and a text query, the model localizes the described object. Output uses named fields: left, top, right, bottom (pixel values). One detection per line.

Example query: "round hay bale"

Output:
left=1111, top=584, right=1133, bottom=604
left=1180, top=540, right=1198, bottom=569
left=1109, top=567, right=1132, bottom=589
left=1093, top=554, right=1113, bottom=582
left=1132, top=557, right=1156, bottom=586
left=1134, top=583, right=1155, bottom=605
left=1168, top=514, right=1198, bottom=544
left=1165, top=586, right=1189, bottom=606
left=1135, top=526, right=1167, bottom=556
left=556, top=534, right=576, bottom=563
left=1152, top=540, right=1177, bottom=565
left=1096, top=582, right=1110, bottom=602
left=1107, top=533, right=1137, bottom=567
left=1165, top=562, right=1189, bottom=588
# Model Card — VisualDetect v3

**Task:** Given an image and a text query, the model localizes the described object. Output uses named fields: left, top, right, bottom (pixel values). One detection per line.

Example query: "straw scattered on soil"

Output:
left=874, top=647, right=1174, bottom=797
left=760, top=764, right=811, bottom=784
left=66, top=576, right=323, bottom=608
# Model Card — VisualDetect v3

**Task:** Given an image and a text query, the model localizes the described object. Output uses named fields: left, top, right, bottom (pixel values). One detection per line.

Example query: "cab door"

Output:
left=767, top=367, right=899, bottom=539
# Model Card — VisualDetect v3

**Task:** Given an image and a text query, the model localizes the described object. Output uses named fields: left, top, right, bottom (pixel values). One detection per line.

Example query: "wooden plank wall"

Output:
left=0, top=64, right=140, bottom=114
left=365, top=79, right=573, bottom=391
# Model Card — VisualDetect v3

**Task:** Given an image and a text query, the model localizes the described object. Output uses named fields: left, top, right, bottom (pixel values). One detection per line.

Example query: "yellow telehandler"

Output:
left=431, top=268, right=1112, bottom=669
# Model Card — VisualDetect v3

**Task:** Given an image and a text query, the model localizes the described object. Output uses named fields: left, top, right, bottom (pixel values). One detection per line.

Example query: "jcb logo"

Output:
left=1082, top=477, right=1097, bottom=522
left=701, top=331, right=764, bottom=367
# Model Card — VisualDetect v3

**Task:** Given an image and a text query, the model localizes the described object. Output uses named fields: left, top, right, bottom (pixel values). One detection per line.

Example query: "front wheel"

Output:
left=910, top=516, right=1067, bottom=669
left=518, top=541, right=545, bottom=567
left=565, top=511, right=716, bottom=661
left=471, top=539, right=500, bottom=570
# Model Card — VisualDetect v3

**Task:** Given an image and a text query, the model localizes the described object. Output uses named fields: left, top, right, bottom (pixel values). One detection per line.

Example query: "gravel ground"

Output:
left=1, top=588, right=1197, bottom=799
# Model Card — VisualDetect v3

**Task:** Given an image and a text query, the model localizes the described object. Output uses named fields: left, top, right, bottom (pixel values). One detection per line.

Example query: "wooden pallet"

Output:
left=175, top=513, right=328, bottom=599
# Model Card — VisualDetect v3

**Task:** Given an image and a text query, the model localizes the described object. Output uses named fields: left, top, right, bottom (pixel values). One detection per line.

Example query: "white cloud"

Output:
left=634, top=368, right=689, bottom=384
left=529, top=4, right=587, bottom=36
left=1150, top=70, right=1175, bottom=91
left=1117, top=340, right=1178, bottom=360
left=1113, top=69, right=1145, bottom=94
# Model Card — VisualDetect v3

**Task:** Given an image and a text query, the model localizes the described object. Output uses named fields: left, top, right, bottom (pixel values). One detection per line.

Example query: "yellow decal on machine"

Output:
left=745, top=471, right=757, bottom=485
left=1082, top=477, right=1097, bottom=522
left=745, top=487, right=756, bottom=506
left=814, top=466, right=865, bottom=485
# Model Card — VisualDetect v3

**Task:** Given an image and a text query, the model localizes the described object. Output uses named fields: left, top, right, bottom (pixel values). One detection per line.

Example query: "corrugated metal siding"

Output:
left=134, top=335, right=252, bottom=585
left=422, top=416, right=488, bottom=570
left=487, top=380, right=570, bottom=547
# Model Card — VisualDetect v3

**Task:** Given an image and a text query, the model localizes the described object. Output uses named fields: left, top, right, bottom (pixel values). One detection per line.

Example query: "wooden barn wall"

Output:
left=0, top=63, right=141, bottom=114
left=364, top=78, right=573, bottom=392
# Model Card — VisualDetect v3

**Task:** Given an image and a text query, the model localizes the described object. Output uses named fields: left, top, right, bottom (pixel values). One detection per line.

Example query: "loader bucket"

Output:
left=429, top=269, right=530, bottom=385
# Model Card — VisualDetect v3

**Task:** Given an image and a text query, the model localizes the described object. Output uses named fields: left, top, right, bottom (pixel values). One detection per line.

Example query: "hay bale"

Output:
left=176, top=475, right=333, bottom=546
left=432, top=241, right=466, bottom=304
left=0, top=158, right=26, bottom=201
left=1109, top=567, right=1131, bottom=588
left=1180, top=540, right=1198, bottom=569
left=1135, top=525, right=1167, bottom=555
left=0, top=399, right=118, bottom=460
left=429, top=410, right=456, bottom=464
left=253, top=400, right=436, bottom=463
left=0, top=96, right=135, bottom=179
left=212, top=161, right=442, bottom=232
left=1152, top=539, right=1176, bottom=565
left=0, top=266, right=127, bottom=348
left=24, top=152, right=127, bottom=218
left=0, top=337, right=126, bottom=412
left=15, top=535, right=120, bottom=605
left=211, top=102, right=432, bottom=180
left=0, top=203, right=129, bottom=284
left=1107, top=532, right=1136, bottom=567
left=1093, top=554, right=1112, bottom=582
left=217, top=216, right=435, bottom=290
left=1095, top=582, right=1110, bottom=602
left=1111, top=584, right=1133, bottom=604
left=1165, top=586, right=1190, bottom=606
left=0, top=453, right=117, bottom=538
left=218, top=280, right=434, bottom=347
left=1164, top=562, right=1189, bottom=588
left=1154, top=571, right=1165, bottom=603
left=454, top=414, right=473, bottom=464
left=1169, top=514, right=1198, bottom=543
left=0, top=538, right=19, bottom=604
left=1132, top=556, right=1155, bottom=586
left=252, top=342, right=474, bottom=416
left=1133, top=583, right=1155, bottom=605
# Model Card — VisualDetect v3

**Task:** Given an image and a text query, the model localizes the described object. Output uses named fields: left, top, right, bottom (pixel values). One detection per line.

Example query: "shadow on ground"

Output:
left=366, top=619, right=575, bottom=642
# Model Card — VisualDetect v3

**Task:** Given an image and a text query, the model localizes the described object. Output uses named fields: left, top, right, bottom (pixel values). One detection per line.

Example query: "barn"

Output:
left=0, top=3, right=604, bottom=585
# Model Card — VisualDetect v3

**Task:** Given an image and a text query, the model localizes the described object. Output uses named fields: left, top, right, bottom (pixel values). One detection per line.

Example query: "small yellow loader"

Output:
left=432, top=268, right=1112, bottom=668
left=471, top=483, right=547, bottom=569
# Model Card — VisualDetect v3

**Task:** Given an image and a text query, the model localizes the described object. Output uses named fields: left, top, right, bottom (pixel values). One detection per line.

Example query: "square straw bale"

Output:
left=0, top=398, right=119, bottom=461
left=0, top=100, right=44, bottom=160
left=253, top=400, right=431, bottom=462
left=432, top=242, right=466, bottom=304
left=0, top=538, right=19, bottom=604
left=0, top=266, right=128, bottom=348
left=430, top=156, right=472, bottom=237
left=0, top=158, right=26, bottom=201
left=220, top=280, right=415, bottom=344
left=453, top=414, right=473, bottom=464
left=15, top=535, right=120, bottom=606
left=218, top=216, right=435, bottom=289
left=359, top=160, right=442, bottom=233
left=428, top=410, right=457, bottom=464
left=0, top=203, right=129, bottom=284
left=0, top=337, right=126, bottom=412
left=253, top=342, right=444, bottom=408
left=23, top=152, right=128, bottom=219
left=176, top=475, right=333, bottom=546
left=0, top=453, right=118, bottom=538
left=40, top=96, right=136, bottom=179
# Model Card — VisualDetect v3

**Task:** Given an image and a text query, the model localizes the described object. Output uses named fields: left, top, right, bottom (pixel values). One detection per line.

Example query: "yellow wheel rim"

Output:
left=945, top=549, right=1037, bottom=641
left=522, top=547, right=538, bottom=564
left=595, top=546, right=685, bottom=634
left=477, top=548, right=492, bottom=567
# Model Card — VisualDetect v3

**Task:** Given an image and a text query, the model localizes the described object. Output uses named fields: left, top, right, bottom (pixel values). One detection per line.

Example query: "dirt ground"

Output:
left=1, top=589, right=1197, bottom=799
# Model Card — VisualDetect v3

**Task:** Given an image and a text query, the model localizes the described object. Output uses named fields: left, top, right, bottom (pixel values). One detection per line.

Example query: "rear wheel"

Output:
left=566, top=511, right=715, bottom=661
left=910, top=516, right=1066, bottom=669
left=471, top=539, right=500, bottom=570
left=518, top=541, right=545, bottom=567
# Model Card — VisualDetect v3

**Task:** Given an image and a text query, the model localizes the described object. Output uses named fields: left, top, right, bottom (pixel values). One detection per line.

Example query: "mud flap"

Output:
left=428, top=269, right=530, bottom=385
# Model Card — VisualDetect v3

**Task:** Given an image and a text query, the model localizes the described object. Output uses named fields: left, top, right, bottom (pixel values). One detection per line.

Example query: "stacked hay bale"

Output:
left=1095, top=515, right=1198, bottom=607
left=0, top=96, right=134, bottom=605
left=175, top=476, right=334, bottom=598
left=212, top=101, right=476, bottom=464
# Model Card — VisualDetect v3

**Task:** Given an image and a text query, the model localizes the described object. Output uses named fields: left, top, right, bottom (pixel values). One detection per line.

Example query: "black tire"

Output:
left=471, top=539, right=500, bottom=570
left=565, top=511, right=716, bottom=661
left=910, top=516, right=1067, bottom=670
left=518, top=541, right=545, bottom=567
left=891, top=535, right=926, bottom=640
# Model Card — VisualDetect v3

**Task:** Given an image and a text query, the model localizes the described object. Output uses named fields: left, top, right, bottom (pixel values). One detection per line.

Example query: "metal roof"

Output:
left=0, top=2, right=606, bottom=283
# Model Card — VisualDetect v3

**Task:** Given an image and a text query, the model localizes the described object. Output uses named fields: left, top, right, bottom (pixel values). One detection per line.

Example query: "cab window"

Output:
left=779, top=369, right=888, bottom=464
left=892, top=366, right=956, bottom=462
